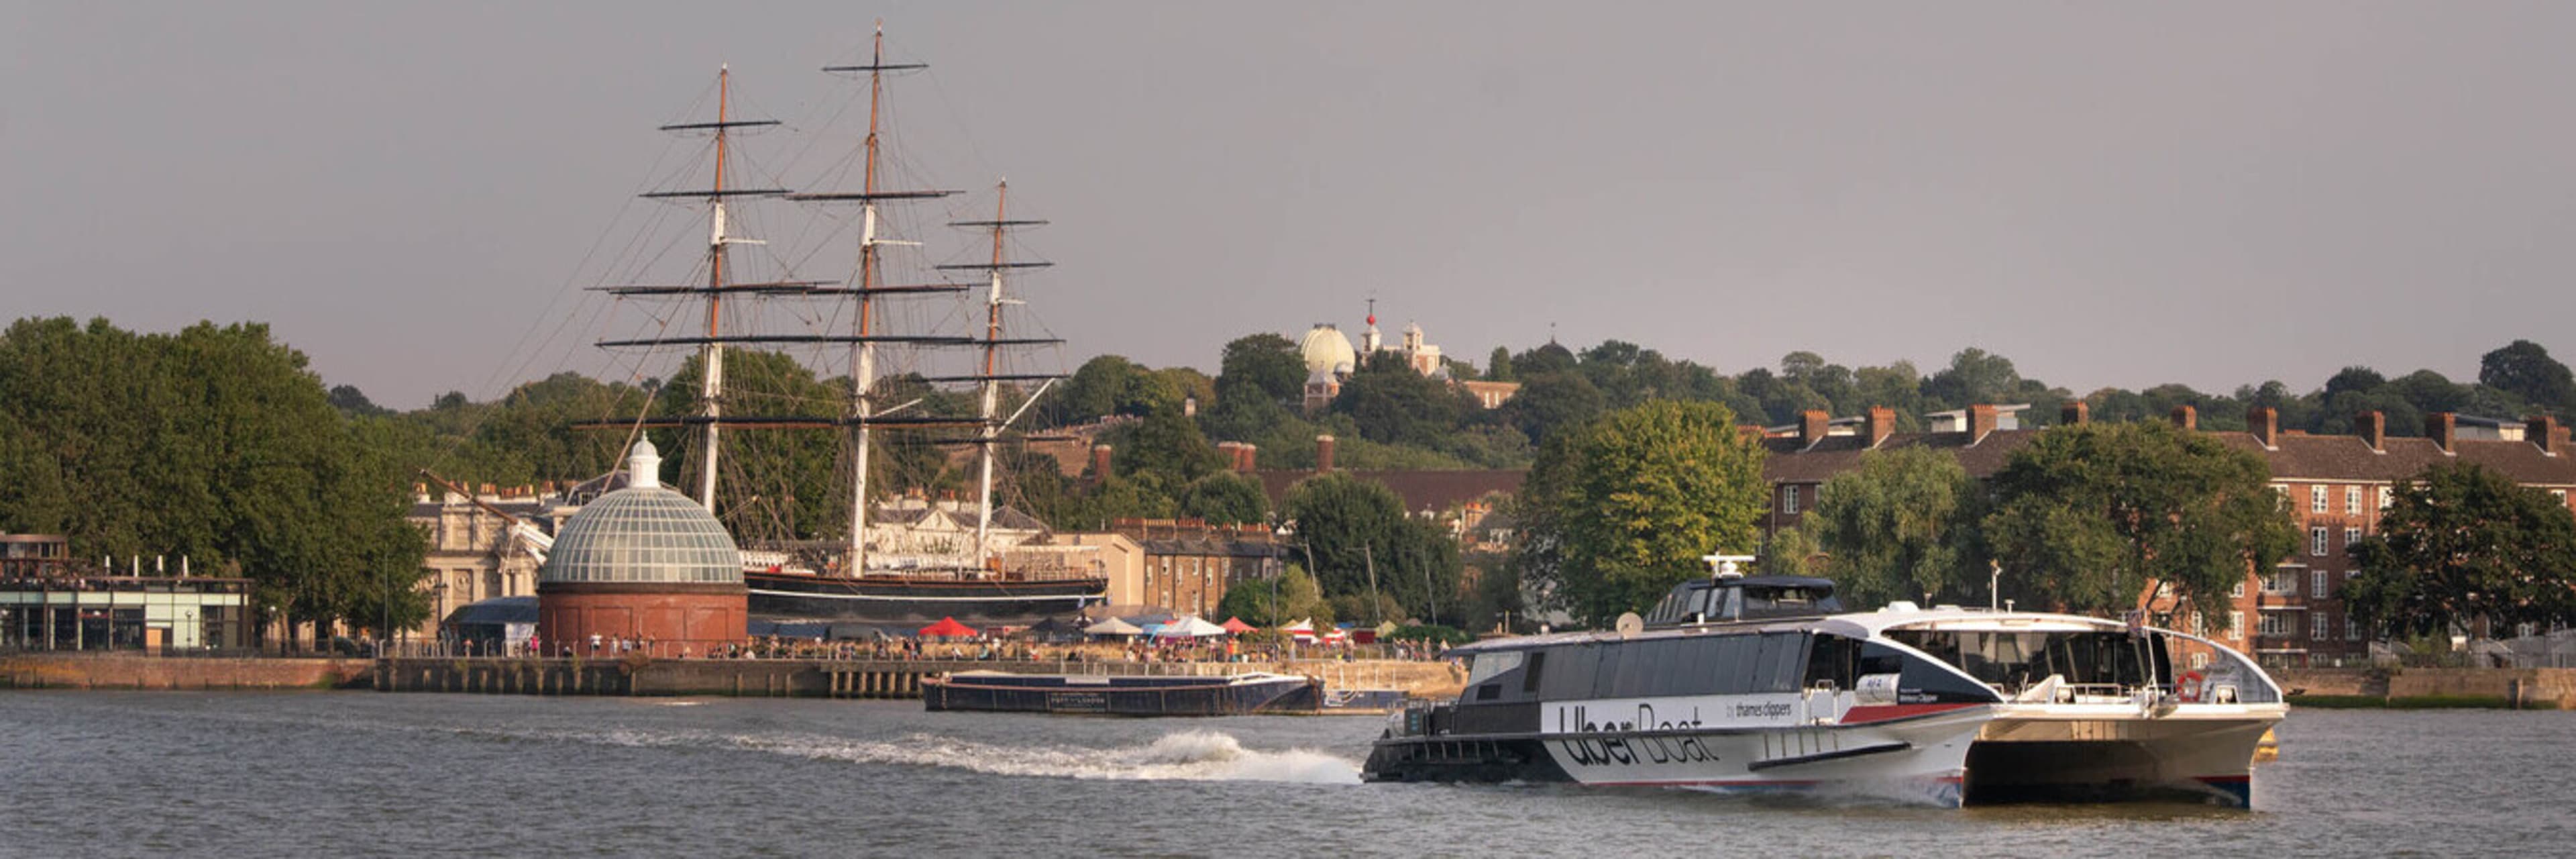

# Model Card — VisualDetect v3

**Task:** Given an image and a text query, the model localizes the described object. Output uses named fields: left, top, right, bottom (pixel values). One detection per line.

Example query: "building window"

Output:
left=2344, top=527, right=2360, bottom=554
left=2309, top=485, right=2326, bottom=513
left=2228, top=611, right=2243, bottom=637
left=2312, top=570, right=2328, bottom=598
left=2378, top=487, right=2393, bottom=509
left=2556, top=489, right=2569, bottom=507
left=2345, top=487, right=2361, bottom=513
left=2231, top=580, right=2245, bottom=598
left=1782, top=485, right=1800, bottom=515
left=2190, top=652, right=2211, bottom=670
left=2259, top=613, right=2289, bottom=638
left=2346, top=615, right=2363, bottom=641
left=2261, top=572, right=2290, bottom=595
left=2311, top=527, right=2328, bottom=557
left=2311, top=613, right=2330, bottom=640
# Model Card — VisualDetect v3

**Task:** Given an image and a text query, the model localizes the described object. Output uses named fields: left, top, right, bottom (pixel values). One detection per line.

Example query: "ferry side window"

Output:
left=1522, top=650, right=1546, bottom=694
left=1711, top=636, right=1755, bottom=695
left=1754, top=632, right=1803, bottom=693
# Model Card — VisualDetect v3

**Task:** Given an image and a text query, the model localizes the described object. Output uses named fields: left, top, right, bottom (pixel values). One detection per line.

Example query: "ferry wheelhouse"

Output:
left=1363, top=559, right=2286, bottom=807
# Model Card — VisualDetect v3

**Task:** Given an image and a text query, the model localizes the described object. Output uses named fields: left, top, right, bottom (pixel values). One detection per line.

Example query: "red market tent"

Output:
left=1219, top=617, right=1256, bottom=634
left=918, top=617, right=979, bottom=638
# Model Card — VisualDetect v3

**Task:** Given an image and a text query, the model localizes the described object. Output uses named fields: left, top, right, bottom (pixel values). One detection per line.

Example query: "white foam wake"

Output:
left=574, top=727, right=1361, bottom=785
left=743, top=729, right=1363, bottom=785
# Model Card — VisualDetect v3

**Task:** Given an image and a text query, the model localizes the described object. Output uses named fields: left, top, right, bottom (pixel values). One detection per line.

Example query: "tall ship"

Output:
left=584, top=26, right=1106, bottom=628
left=1364, top=556, right=2287, bottom=807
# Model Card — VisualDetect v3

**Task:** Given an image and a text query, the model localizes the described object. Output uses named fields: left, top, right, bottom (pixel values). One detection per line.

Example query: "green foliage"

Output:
left=2479, top=340, right=2575, bottom=414
left=1982, top=421, right=2296, bottom=613
left=1214, top=564, right=1332, bottom=627
left=1332, top=351, right=1468, bottom=449
left=0, top=317, right=430, bottom=637
left=1179, top=472, right=1269, bottom=526
left=1486, top=346, right=1513, bottom=382
left=652, top=351, right=859, bottom=540
left=1519, top=399, right=1768, bottom=627
left=1809, top=446, right=1976, bottom=607
left=1217, top=334, right=1305, bottom=407
left=1390, top=624, right=1472, bottom=646
left=1756, top=525, right=1825, bottom=578
left=2344, top=463, right=2576, bottom=638
left=1283, top=472, right=1462, bottom=625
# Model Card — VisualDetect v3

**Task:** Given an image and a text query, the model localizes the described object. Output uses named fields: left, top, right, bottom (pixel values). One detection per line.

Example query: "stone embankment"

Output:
left=1, top=653, right=371, bottom=691
left=373, top=655, right=1464, bottom=701
left=2275, top=667, right=2576, bottom=709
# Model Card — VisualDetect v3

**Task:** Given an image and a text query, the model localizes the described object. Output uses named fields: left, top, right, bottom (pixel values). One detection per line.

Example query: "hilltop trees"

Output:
left=1283, top=472, right=1462, bottom=626
left=2344, top=463, right=2576, bottom=638
left=2479, top=340, right=2576, bottom=415
left=1981, top=420, right=2296, bottom=614
left=1517, top=399, right=1768, bottom=627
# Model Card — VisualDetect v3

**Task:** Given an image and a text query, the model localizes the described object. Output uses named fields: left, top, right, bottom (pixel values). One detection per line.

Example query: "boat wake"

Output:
left=573, top=727, right=1360, bottom=785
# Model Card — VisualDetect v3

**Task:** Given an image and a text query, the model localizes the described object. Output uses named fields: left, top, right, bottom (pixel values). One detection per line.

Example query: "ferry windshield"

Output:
left=1884, top=629, right=2170, bottom=697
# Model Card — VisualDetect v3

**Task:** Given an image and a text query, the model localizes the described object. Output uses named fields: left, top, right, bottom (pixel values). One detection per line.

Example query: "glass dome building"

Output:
left=535, top=440, right=747, bottom=656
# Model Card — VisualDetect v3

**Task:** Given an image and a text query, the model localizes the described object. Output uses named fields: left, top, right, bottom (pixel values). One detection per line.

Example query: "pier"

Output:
left=370, top=656, right=1462, bottom=700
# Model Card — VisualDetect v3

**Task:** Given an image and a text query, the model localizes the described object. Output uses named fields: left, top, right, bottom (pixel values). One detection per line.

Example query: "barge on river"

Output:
left=923, top=671, right=1321, bottom=716
left=1363, top=557, right=2287, bottom=807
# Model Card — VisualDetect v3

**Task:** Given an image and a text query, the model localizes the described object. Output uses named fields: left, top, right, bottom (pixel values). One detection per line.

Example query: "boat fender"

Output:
left=1856, top=673, right=1902, bottom=705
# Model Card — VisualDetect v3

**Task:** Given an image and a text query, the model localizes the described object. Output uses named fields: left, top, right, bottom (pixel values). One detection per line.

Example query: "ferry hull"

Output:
left=745, top=571, right=1106, bottom=627
left=1365, top=705, right=1988, bottom=806
left=1964, top=706, right=2283, bottom=806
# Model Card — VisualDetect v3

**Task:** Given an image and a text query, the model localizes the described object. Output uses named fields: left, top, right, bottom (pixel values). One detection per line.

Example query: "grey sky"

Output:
left=8, top=2, right=2574, bottom=409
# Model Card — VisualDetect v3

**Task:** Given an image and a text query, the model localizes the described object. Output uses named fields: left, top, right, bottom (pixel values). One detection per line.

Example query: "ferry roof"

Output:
left=1452, top=605, right=2139, bottom=657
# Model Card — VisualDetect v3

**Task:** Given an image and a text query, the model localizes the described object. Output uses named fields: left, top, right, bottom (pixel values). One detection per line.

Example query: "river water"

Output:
left=0, top=692, right=2563, bottom=857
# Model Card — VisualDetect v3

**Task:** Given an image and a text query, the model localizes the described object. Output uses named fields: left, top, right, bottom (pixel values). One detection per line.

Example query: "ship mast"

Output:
left=945, top=188, right=1057, bottom=566
left=698, top=66, right=735, bottom=510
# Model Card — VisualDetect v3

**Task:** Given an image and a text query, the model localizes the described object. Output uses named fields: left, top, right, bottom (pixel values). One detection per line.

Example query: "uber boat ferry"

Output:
left=1362, top=556, right=2286, bottom=807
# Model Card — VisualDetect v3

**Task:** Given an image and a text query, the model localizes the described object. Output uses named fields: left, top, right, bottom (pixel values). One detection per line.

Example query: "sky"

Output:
left=8, top=2, right=2575, bottom=409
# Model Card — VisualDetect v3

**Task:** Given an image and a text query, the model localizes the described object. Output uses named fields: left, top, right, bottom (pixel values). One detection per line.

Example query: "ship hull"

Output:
left=745, top=570, right=1106, bottom=627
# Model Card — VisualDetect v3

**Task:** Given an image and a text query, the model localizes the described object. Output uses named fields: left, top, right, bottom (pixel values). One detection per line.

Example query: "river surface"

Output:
left=0, top=691, right=2563, bottom=857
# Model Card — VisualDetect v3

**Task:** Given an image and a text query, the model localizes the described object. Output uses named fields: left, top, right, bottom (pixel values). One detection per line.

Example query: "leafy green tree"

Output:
left=2479, top=340, right=2575, bottom=414
left=1332, top=350, right=1464, bottom=448
left=1808, top=446, right=1976, bottom=607
left=1217, top=333, right=1306, bottom=406
left=2344, top=462, right=2576, bottom=638
left=1486, top=346, right=1513, bottom=382
left=1108, top=409, right=1226, bottom=483
left=1924, top=348, right=2023, bottom=409
left=1982, top=420, right=2296, bottom=614
left=1283, top=472, right=1462, bottom=624
left=651, top=350, right=855, bottom=540
left=1214, top=564, right=1332, bottom=627
left=1179, top=472, right=1269, bottom=525
left=1756, top=525, right=1824, bottom=578
left=1517, top=399, right=1768, bottom=627
left=1499, top=371, right=1606, bottom=446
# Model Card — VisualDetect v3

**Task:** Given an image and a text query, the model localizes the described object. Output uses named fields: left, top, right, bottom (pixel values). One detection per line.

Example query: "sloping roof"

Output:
left=1760, top=428, right=2043, bottom=485
left=2206, top=432, right=2576, bottom=486
left=1252, top=468, right=1525, bottom=512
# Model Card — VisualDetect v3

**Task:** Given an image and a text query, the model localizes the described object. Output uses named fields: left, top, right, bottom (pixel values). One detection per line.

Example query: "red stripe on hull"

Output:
left=1839, top=703, right=1981, bottom=725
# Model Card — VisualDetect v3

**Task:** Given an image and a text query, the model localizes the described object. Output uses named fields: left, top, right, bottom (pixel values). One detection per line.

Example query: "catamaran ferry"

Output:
left=1362, top=557, right=2286, bottom=807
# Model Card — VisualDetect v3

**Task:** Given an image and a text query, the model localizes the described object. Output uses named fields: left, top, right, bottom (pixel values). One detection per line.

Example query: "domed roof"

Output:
left=539, top=440, right=741, bottom=586
left=1299, top=324, right=1356, bottom=376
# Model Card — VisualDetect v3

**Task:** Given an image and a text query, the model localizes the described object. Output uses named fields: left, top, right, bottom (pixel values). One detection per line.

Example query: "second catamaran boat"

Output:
left=1363, top=556, right=2286, bottom=807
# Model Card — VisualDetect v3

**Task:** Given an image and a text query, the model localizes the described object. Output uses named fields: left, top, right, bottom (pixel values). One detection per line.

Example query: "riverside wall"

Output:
left=0, top=653, right=370, bottom=691
left=2275, top=667, right=2576, bottom=708
left=372, top=656, right=1466, bottom=700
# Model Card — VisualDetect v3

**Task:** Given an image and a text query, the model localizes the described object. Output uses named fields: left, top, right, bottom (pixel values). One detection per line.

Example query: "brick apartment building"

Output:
left=1756, top=403, right=2576, bottom=668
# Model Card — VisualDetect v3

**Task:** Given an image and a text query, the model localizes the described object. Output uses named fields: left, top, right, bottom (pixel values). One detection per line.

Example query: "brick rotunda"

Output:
left=536, top=439, right=745, bottom=656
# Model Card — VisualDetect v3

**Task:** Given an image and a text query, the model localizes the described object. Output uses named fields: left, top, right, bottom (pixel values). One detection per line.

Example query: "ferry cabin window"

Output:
left=1884, top=629, right=2160, bottom=692
left=1464, top=650, right=1523, bottom=687
left=1804, top=633, right=1858, bottom=691
left=1522, top=650, right=1546, bottom=693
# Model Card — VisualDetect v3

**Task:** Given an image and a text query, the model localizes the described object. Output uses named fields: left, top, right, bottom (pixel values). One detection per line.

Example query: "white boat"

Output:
left=1362, top=556, right=2286, bottom=807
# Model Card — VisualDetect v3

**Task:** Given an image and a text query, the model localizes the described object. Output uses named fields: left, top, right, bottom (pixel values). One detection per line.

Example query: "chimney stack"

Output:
left=1316, top=434, right=1336, bottom=473
left=1966, top=404, right=2000, bottom=442
left=2528, top=415, right=2564, bottom=456
left=2061, top=400, right=2090, bottom=425
left=1236, top=442, right=1260, bottom=471
left=1799, top=409, right=1830, bottom=447
left=2358, top=411, right=2386, bottom=452
left=1864, top=406, right=1895, bottom=448
left=2170, top=405, right=2197, bottom=432
left=1090, top=444, right=1114, bottom=481
left=2427, top=412, right=2457, bottom=454
left=2249, top=405, right=2279, bottom=448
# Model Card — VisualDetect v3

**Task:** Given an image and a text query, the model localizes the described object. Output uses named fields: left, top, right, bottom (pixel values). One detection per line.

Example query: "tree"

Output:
left=328, top=384, right=389, bottom=417
left=1486, top=346, right=1513, bottom=381
left=1215, top=564, right=1332, bottom=627
left=1216, top=333, right=1305, bottom=407
left=1517, top=399, right=1768, bottom=627
left=1332, top=350, right=1462, bottom=448
left=1808, top=446, right=1976, bottom=607
left=1179, top=472, right=1269, bottom=525
left=1756, top=525, right=1824, bottom=578
left=1498, top=371, right=1605, bottom=446
left=1283, top=472, right=1462, bottom=624
left=2344, top=462, right=2576, bottom=638
left=1982, top=420, right=2296, bottom=614
left=1924, top=348, right=2023, bottom=409
left=2479, top=340, right=2575, bottom=414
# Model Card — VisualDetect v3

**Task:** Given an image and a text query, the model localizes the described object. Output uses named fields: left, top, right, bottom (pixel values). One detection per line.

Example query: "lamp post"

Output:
left=1989, top=558, right=2003, bottom=611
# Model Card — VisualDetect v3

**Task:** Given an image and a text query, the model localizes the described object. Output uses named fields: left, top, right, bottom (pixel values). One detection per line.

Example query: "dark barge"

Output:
left=922, top=671, right=1322, bottom=716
